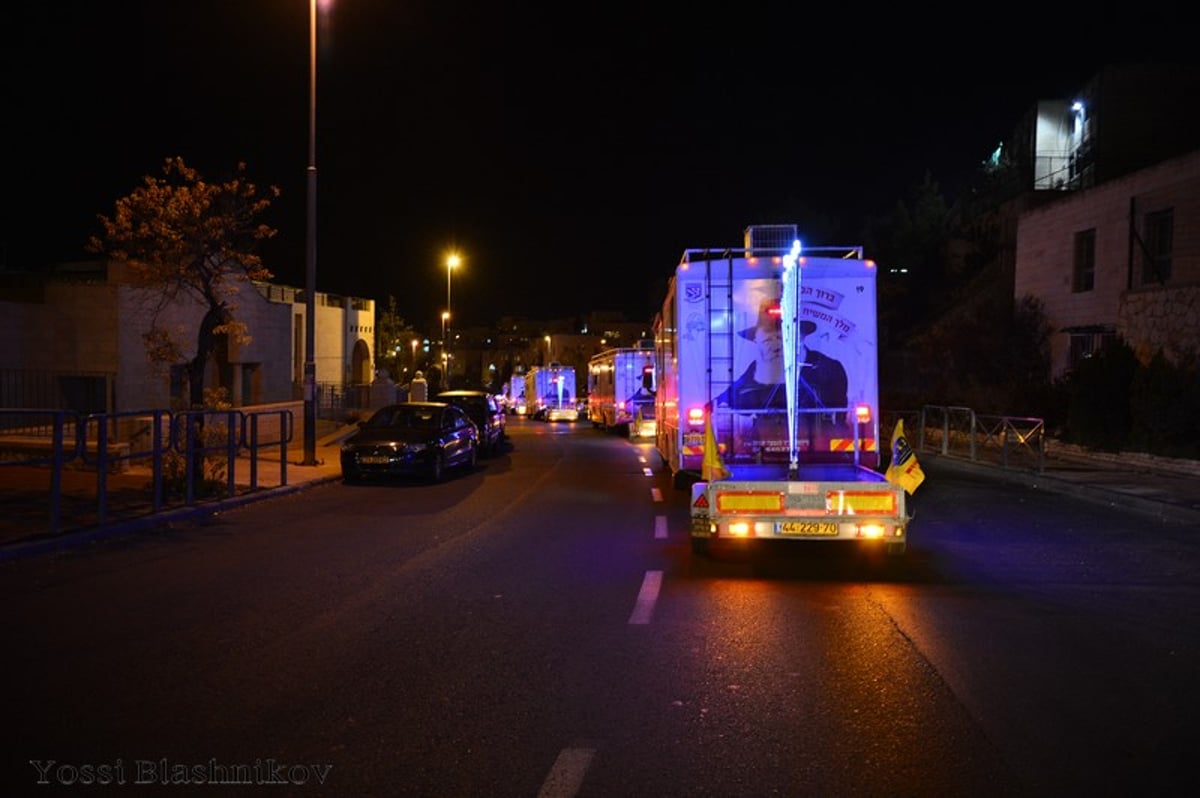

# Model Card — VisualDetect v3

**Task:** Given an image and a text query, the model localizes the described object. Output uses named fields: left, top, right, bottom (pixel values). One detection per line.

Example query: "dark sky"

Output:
left=6, top=1, right=1195, bottom=336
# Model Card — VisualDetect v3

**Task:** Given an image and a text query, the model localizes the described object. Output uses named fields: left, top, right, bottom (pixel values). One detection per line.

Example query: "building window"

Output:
left=1072, top=229, right=1095, bottom=293
left=1066, top=327, right=1117, bottom=371
left=1141, top=209, right=1173, bottom=285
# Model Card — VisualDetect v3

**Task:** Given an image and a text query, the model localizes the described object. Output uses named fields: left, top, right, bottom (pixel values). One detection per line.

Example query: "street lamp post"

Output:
left=411, top=338, right=420, bottom=374
left=301, top=0, right=322, bottom=466
left=444, top=253, right=460, bottom=384
left=441, top=311, right=450, bottom=385
left=446, top=253, right=460, bottom=333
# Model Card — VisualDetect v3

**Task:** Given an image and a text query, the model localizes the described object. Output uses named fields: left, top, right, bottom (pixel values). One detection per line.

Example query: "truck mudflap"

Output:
left=689, top=475, right=908, bottom=555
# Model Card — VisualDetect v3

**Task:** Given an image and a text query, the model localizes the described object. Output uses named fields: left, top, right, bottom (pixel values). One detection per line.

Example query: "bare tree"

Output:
left=88, top=156, right=279, bottom=408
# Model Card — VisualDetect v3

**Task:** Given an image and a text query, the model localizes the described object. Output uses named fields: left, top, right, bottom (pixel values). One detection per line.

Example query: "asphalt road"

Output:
left=1, top=418, right=1196, bottom=796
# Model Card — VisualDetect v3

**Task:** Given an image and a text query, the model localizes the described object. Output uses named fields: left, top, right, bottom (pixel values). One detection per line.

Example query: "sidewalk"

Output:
left=924, top=441, right=1200, bottom=526
left=0, top=425, right=353, bottom=562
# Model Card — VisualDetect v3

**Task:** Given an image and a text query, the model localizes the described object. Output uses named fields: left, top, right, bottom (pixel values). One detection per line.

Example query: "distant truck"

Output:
left=506, top=374, right=527, bottom=416
left=525, top=362, right=579, bottom=421
left=654, top=224, right=910, bottom=556
left=586, top=343, right=656, bottom=438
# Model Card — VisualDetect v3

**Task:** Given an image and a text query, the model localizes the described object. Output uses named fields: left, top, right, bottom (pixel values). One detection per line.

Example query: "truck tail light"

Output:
left=727, top=521, right=751, bottom=537
left=687, top=407, right=705, bottom=426
left=855, top=405, right=872, bottom=424
left=857, top=523, right=887, bottom=539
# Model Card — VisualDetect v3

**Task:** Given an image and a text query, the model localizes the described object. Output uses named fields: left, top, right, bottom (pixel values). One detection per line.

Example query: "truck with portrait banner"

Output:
left=654, top=224, right=916, bottom=556
left=586, top=342, right=657, bottom=438
left=525, top=362, right=579, bottom=422
left=505, top=373, right=527, bottom=415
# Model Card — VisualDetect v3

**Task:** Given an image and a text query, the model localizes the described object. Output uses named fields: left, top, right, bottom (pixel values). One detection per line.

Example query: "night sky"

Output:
left=6, top=1, right=1195, bottom=336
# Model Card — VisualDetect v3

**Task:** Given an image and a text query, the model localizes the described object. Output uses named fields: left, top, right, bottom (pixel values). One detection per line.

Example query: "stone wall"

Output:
left=1120, top=285, right=1200, bottom=365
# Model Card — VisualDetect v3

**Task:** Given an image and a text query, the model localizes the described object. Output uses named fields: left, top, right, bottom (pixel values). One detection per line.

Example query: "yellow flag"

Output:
left=885, top=419, right=925, bottom=494
left=701, top=413, right=730, bottom=481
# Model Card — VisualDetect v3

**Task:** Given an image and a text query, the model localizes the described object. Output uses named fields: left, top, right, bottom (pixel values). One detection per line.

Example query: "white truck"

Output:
left=525, top=362, right=579, bottom=421
left=586, top=343, right=657, bottom=438
left=654, top=224, right=910, bottom=556
left=506, top=374, right=528, bottom=415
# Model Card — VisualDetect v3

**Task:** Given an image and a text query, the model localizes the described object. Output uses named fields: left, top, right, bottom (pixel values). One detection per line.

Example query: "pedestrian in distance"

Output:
left=409, top=370, right=428, bottom=403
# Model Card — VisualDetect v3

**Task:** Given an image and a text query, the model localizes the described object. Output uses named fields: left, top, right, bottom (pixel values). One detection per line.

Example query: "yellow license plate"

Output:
left=776, top=522, right=838, bottom=536
left=359, top=455, right=390, bottom=464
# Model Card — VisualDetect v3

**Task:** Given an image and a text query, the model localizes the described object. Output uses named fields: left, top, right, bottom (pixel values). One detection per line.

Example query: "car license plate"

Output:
left=776, top=521, right=838, bottom=536
left=359, top=455, right=390, bottom=465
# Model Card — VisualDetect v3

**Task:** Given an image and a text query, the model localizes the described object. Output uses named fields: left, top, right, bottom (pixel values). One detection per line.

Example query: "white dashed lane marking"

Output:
left=537, top=747, right=596, bottom=798
left=628, top=570, right=663, bottom=625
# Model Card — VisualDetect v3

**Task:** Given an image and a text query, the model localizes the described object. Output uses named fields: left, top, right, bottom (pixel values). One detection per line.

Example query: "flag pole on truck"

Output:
left=781, top=239, right=802, bottom=478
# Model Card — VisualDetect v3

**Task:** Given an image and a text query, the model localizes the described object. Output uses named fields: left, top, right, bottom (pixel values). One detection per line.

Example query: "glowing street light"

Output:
left=411, top=338, right=420, bottom=373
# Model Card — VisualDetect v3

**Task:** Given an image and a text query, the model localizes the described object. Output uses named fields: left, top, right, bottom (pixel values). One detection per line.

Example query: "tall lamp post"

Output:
left=302, top=0, right=328, bottom=466
left=411, top=338, right=420, bottom=374
left=444, top=252, right=460, bottom=378
left=446, top=252, right=460, bottom=331
left=440, top=311, right=450, bottom=384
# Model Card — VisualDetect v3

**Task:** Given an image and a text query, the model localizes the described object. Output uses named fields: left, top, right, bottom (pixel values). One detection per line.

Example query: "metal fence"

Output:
left=882, top=406, right=1045, bottom=472
left=0, top=369, right=114, bottom=415
left=1, top=407, right=296, bottom=539
left=312, top=382, right=372, bottom=420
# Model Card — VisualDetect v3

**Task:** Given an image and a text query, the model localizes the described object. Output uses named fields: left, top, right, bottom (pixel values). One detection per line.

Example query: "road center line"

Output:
left=654, top=515, right=667, bottom=539
left=628, top=570, right=663, bottom=625
left=537, top=747, right=596, bottom=798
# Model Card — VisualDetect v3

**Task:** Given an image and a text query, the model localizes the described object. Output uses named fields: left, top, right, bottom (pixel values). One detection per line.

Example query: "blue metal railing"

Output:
left=2, top=407, right=296, bottom=537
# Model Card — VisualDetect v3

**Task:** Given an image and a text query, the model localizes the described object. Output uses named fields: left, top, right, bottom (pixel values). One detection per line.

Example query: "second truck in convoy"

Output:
left=586, top=343, right=657, bottom=438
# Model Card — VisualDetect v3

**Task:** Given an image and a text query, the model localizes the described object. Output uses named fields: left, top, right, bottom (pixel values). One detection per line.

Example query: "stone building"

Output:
left=1014, top=149, right=1199, bottom=378
left=0, top=260, right=374, bottom=413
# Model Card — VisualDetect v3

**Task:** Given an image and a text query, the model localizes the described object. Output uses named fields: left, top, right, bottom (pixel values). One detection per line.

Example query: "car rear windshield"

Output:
left=369, top=407, right=440, bottom=430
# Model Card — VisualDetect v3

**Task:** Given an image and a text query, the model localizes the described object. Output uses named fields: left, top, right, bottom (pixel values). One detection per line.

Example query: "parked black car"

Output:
left=435, top=390, right=506, bottom=455
left=340, top=402, right=479, bottom=483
